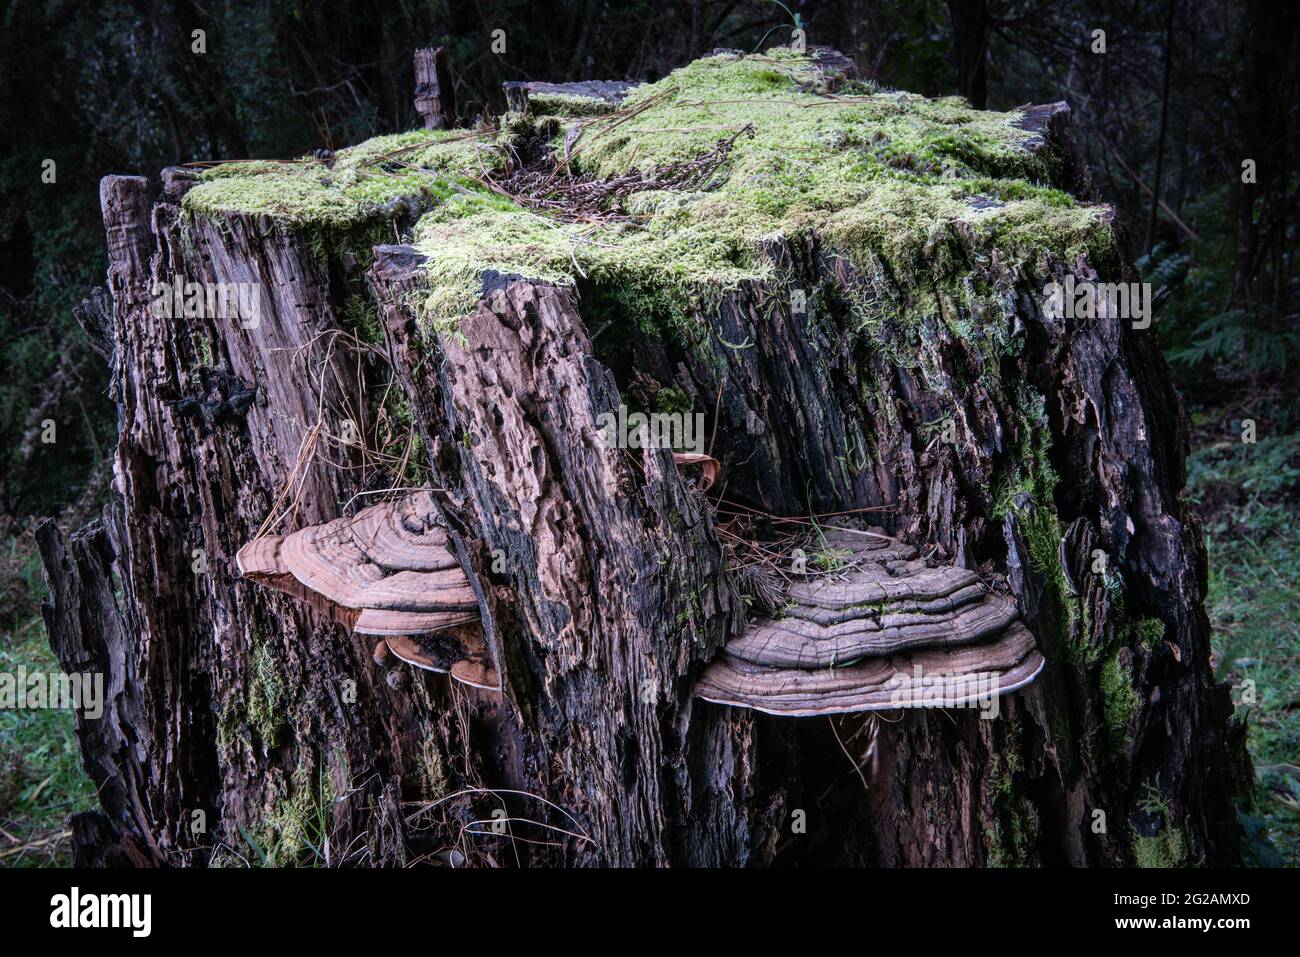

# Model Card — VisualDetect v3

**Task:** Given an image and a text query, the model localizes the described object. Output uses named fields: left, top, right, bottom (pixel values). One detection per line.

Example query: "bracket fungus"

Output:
left=696, top=528, right=1045, bottom=716
left=236, top=491, right=497, bottom=690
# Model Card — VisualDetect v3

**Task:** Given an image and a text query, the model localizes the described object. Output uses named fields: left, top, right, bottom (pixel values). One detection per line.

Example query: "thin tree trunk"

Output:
left=1145, top=0, right=1176, bottom=255
left=948, top=0, right=990, bottom=109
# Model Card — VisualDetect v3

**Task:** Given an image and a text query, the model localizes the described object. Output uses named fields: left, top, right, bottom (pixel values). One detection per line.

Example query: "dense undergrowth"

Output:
left=0, top=542, right=95, bottom=866
left=1187, top=397, right=1300, bottom=866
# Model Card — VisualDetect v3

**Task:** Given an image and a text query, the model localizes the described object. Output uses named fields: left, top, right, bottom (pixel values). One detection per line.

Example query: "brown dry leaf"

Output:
left=673, top=452, right=720, bottom=490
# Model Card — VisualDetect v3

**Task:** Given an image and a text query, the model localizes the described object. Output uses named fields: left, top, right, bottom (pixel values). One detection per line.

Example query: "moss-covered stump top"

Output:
left=182, top=128, right=495, bottom=229
left=182, top=49, right=1113, bottom=334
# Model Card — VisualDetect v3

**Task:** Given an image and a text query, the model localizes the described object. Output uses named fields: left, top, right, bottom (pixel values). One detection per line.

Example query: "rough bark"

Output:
left=414, top=47, right=456, bottom=130
left=35, top=513, right=157, bottom=868
left=369, top=257, right=764, bottom=865
left=40, top=70, right=1244, bottom=868
left=40, top=174, right=479, bottom=867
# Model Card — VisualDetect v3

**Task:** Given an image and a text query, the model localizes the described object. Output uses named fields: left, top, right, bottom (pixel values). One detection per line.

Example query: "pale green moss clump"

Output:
left=1132, top=782, right=1189, bottom=867
left=1138, top=617, right=1166, bottom=649
left=1133, top=823, right=1188, bottom=868
left=244, top=756, right=336, bottom=867
left=248, top=638, right=286, bottom=745
left=986, top=736, right=1041, bottom=866
left=1100, top=651, right=1140, bottom=748
left=183, top=128, right=497, bottom=229
left=411, top=192, right=585, bottom=323
left=530, top=92, right=620, bottom=117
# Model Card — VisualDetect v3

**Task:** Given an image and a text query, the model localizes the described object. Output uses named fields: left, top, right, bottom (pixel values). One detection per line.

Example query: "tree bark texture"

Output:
left=414, top=47, right=456, bottom=131
left=40, top=91, right=1244, bottom=868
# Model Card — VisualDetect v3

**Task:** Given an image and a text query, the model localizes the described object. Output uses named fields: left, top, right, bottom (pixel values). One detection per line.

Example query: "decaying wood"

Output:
left=34, top=515, right=162, bottom=867
left=40, top=171, right=481, bottom=868
left=413, top=47, right=456, bottom=130
left=369, top=257, right=753, bottom=865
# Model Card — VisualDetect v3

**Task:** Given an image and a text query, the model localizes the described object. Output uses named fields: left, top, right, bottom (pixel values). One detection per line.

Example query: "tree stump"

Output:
left=39, top=49, right=1244, bottom=867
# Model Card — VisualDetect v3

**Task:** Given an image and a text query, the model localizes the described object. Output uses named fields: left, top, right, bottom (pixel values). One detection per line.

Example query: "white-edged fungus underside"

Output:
left=695, top=527, right=1045, bottom=716
left=235, top=491, right=497, bottom=690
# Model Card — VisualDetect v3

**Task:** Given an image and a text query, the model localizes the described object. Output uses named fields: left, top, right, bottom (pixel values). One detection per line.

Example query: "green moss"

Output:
left=248, top=637, right=286, bottom=746
left=997, top=459, right=1087, bottom=673
left=1020, top=507, right=1078, bottom=657
left=340, top=294, right=382, bottom=342
left=1138, top=617, right=1165, bottom=650
left=243, top=754, right=336, bottom=867
left=306, top=217, right=392, bottom=273
left=1131, top=783, right=1189, bottom=867
left=988, top=389, right=1102, bottom=674
left=412, top=196, right=586, bottom=328
left=216, top=701, right=248, bottom=754
left=197, top=334, right=214, bottom=366
left=992, top=391, right=1060, bottom=518
left=530, top=92, right=621, bottom=117
left=1132, top=824, right=1187, bottom=868
left=1100, top=651, right=1140, bottom=749
left=183, top=129, right=496, bottom=230
left=985, top=742, right=1040, bottom=866
left=377, top=386, right=431, bottom=488
left=652, top=385, right=693, bottom=415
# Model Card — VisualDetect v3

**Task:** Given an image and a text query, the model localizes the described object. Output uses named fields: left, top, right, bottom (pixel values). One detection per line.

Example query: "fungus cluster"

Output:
left=236, top=492, right=496, bottom=690
left=694, top=527, right=1044, bottom=716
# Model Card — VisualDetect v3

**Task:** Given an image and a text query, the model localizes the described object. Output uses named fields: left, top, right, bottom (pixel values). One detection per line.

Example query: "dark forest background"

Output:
left=1, top=0, right=1297, bottom=866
